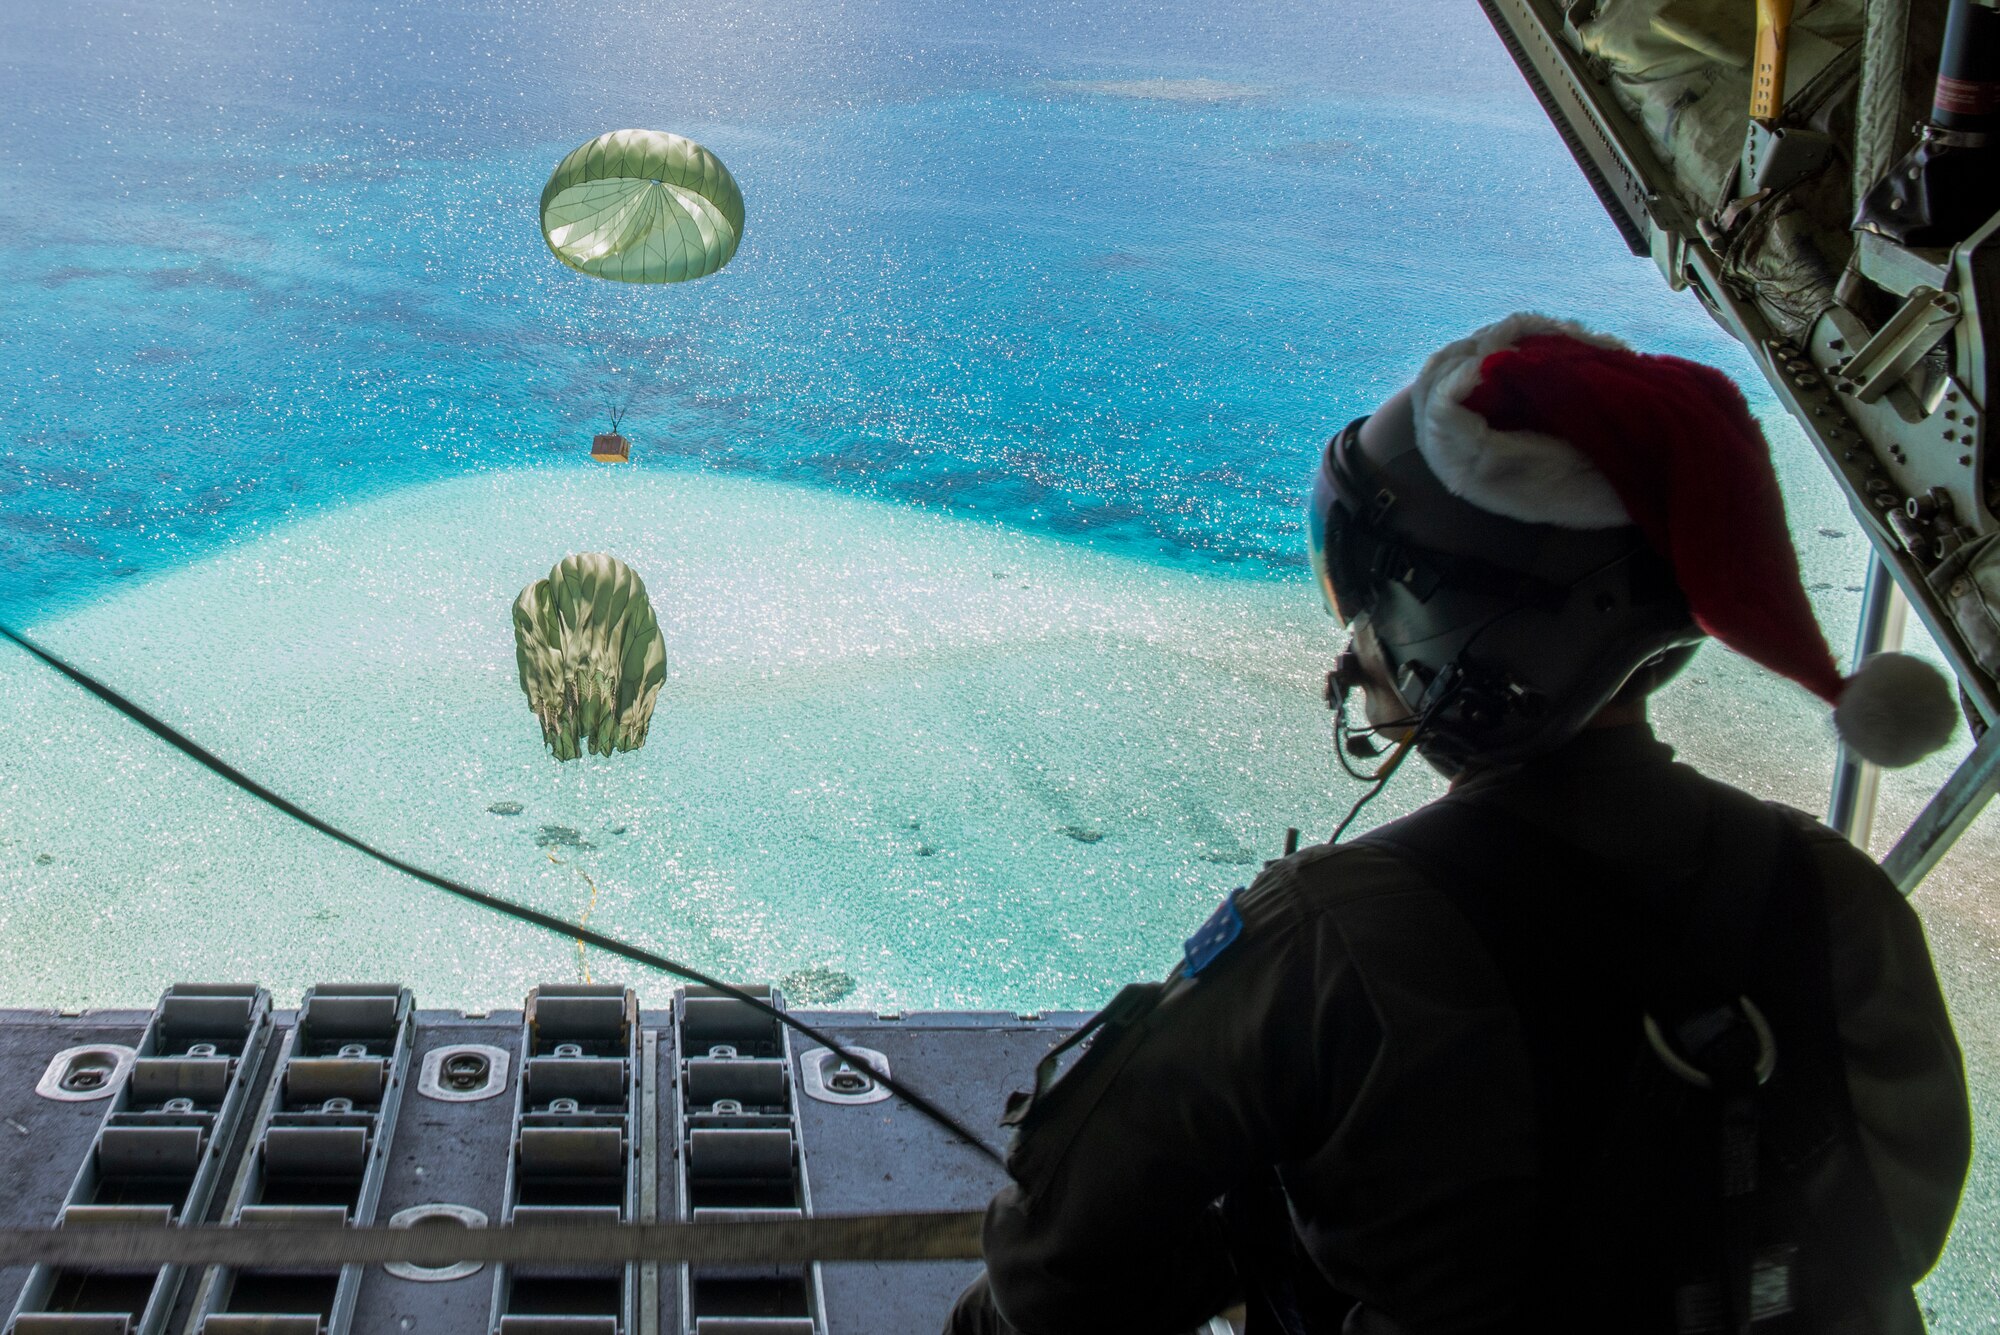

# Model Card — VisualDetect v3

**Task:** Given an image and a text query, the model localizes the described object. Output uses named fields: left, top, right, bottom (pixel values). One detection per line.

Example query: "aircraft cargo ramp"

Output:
left=0, top=984, right=1092, bottom=1335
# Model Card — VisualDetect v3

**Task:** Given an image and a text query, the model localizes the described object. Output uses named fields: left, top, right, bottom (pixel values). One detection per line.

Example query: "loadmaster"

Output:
left=947, top=314, right=1972, bottom=1335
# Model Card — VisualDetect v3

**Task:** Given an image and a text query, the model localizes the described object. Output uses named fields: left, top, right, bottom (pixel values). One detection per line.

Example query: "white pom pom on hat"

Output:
left=1405, top=312, right=1957, bottom=768
left=1834, top=652, right=1960, bottom=768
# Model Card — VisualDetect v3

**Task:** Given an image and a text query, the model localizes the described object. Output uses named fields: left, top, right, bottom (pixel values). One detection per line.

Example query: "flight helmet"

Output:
left=1308, top=314, right=1956, bottom=776
left=1309, top=392, right=1699, bottom=775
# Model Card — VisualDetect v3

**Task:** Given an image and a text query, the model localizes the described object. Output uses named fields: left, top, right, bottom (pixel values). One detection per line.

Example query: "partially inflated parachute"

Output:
left=513, top=553, right=667, bottom=761
left=539, top=130, right=744, bottom=284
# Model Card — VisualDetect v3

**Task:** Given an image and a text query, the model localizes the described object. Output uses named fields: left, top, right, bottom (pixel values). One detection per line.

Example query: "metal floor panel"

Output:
left=0, top=1005, right=1085, bottom=1335
left=784, top=1013, right=1082, bottom=1335
left=350, top=1016, right=527, bottom=1335
left=0, top=1011, right=154, bottom=1320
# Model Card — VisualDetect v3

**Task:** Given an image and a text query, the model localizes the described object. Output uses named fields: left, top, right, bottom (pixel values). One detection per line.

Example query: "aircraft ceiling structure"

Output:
left=1477, top=0, right=2000, bottom=891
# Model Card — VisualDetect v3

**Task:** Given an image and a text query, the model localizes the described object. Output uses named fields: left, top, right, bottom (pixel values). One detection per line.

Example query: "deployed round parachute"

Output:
left=513, top=553, right=667, bottom=761
left=539, top=130, right=745, bottom=284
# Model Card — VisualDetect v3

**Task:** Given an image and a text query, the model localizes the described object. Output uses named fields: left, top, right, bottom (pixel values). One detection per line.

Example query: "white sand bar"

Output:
left=0, top=464, right=1995, bottom=1314
left=0, top=465, right=1993, bottom=1012
left=1, top=468, right=1440, bottom=1011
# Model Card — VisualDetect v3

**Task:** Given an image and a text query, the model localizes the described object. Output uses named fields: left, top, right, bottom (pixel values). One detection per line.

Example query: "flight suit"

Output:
left=945, top=725, right=1970, bottom=1334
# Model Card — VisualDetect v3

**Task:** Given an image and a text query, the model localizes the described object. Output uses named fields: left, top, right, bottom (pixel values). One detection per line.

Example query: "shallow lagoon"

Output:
left=2, top=0, right=1997, bottom=1323
left=3, top=463, right=1995, bottom=1322
left=5, top=467, right=1372, bottom=1009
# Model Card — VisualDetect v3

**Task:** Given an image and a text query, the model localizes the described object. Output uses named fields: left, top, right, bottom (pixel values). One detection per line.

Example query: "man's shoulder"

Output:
left=1658, top=777, right=1923, bottom=949
left=1232, top=836, right=1434, bottom=929
left=1763, top=800, right=1926, bottom=927
left=1766, top=800, right=1864, bottom=855
left=1229, top=791, right=1576, bottom=929
left=1691, top=781, right=1907, bottom=900
left=1173, top=837, right=1465, bottom=992
left=1767, top=798, right=1882, bottom=860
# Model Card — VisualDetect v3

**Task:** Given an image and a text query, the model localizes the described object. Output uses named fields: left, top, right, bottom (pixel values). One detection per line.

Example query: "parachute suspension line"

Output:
left=601, top=372, right=634, bottom=437
left=0, top=620, right=1006, bottom=1171
left=547, top=851, right=602, bottom=984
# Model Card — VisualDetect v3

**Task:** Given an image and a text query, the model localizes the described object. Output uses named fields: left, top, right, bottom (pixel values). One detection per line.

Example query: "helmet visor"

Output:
left=1307, top=418, right=1371, bottom=626
left=1307, top=476, right=1347, bottom=625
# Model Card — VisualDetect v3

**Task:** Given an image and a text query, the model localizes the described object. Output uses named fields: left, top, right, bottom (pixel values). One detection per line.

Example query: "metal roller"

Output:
left=301, top=995, right=400, bottom=1043
left=13, top=1316, right=135, bottom=1335
left=198, top=1316, right=324, bottom=1335
left=97, top=1126, right=204, bottom=1177
left=530, top=994, right=631, bottom=1044
left=130, top=1057, right=234, bottom=1105
left=685, top=1058, right=787, bottom=1108
left=261, top=1126, right=369, bottom=1178
left=495, top=1319, right=618, bottom=1335
left=507, top=1205, right=622, bottom=1226
left=687, top=1128, right=794, bottom=1182
left=523, top=1057, right=625, bottom=1107
left=236, top=1206, right=351, bottom=1227
left=159, top=994, right=256, bottom=1048
left=680, top=997, right=779, bottom=1052
left=58, top=1205, right=175, bottom=1228
left=284, top=1060, right=385, bottom=1107
left=515, top=1126, right=625, bottom=1177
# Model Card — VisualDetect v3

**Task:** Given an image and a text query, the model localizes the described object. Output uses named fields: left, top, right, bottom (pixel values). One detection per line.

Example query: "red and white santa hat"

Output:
left=1407, top=313, right=1956, bottom=768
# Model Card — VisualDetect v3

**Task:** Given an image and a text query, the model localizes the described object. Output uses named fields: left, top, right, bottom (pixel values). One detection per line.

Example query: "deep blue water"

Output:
left=0, top=0, right=1761, bottom=621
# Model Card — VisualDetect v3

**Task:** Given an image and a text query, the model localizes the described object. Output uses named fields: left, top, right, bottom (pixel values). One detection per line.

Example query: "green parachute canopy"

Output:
left=539, top=129, right=745, bottom=284
left=512, top=553, right=667, bottom=761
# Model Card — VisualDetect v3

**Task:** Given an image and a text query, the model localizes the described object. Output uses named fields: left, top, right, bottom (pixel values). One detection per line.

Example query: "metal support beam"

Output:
left=1477, top=0, right=2000, bottom=890
left=1881, top=720, right=2000, bottom=892
left=1840, top=286, right=1962, bottom=402
left=1828, top=554, right=1910, bottom=847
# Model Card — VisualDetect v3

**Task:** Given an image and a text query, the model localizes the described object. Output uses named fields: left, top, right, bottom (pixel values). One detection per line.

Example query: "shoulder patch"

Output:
left=1182, top=888, right=1246, bottom=976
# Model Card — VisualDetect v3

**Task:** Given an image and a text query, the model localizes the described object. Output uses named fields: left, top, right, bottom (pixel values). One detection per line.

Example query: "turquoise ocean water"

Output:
left=1, top=0, right=1756, bottom=616
left=2, top=0, right=1996, bottom=1321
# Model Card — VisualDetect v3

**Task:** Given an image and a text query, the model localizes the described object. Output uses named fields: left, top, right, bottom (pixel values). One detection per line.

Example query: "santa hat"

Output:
left=1407, top=313, right=1956, bottom=769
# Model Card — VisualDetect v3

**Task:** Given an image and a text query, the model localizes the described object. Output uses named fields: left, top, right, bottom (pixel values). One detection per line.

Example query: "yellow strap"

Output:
left=1752, top=0, right=1797, bottom=122
left=0, top=1213, right=985, bottom=1270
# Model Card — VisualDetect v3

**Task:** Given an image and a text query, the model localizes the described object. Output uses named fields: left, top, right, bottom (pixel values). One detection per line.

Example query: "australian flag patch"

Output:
left=1182, top=888, right=1245, bottom=977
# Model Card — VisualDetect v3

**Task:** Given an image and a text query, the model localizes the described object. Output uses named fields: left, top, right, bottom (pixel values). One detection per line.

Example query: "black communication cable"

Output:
left=1331, top=692, right=1418, bottom=783
left=1325, top=654, right=1428, bottom=840
left=1323, top=583, right=1580, bottom=845
left=1326, top=656, right=1468, bottom=844
left=0, top=621, right=1007, bottom=1171
left=1327, top=734, right=1416, bottom=845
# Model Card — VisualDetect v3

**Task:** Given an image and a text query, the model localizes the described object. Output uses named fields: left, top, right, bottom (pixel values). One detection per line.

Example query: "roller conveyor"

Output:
left=0, top=985, right=1084, bottom=1335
